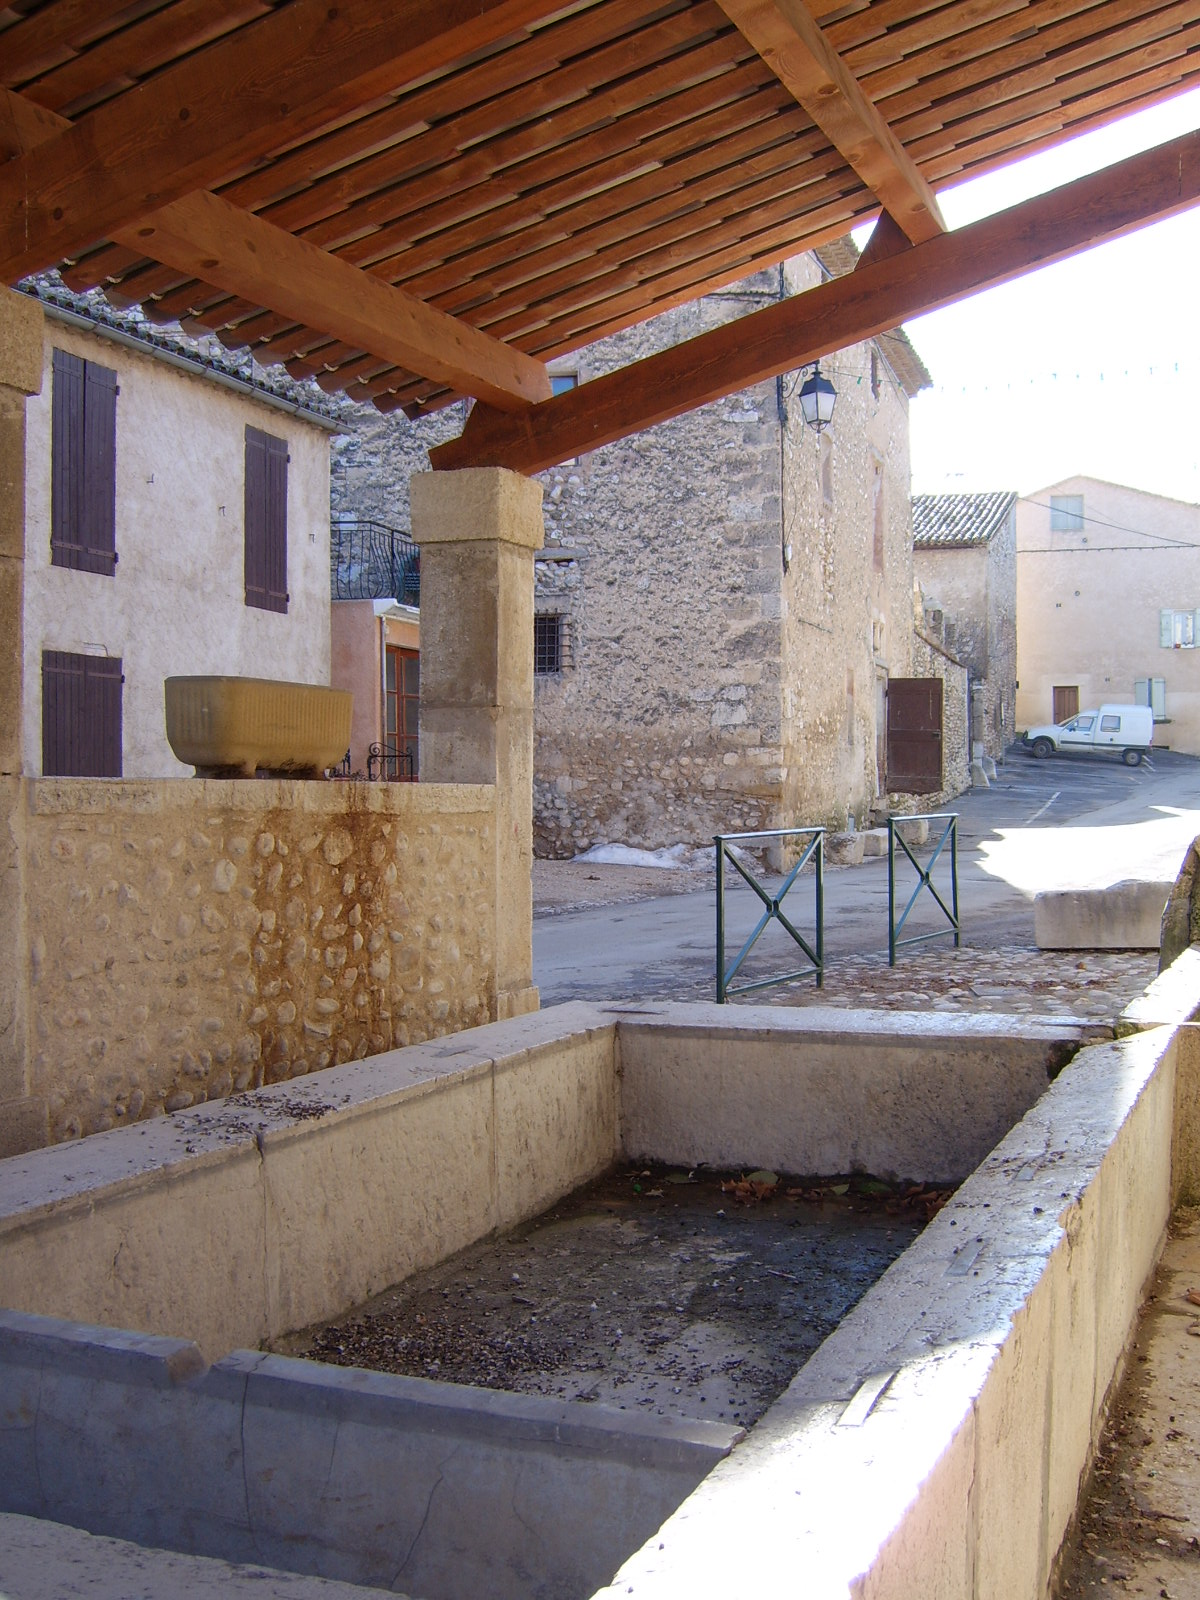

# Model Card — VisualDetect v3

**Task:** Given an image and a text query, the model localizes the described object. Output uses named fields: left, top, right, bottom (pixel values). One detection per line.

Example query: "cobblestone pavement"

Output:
left=746, top=943, right=1160, bottom=1024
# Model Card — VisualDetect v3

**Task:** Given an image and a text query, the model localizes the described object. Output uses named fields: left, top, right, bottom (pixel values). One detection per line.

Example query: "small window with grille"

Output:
left=534, top=613, right=563, bottom=675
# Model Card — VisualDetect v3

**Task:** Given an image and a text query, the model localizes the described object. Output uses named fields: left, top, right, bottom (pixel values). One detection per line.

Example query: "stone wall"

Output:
left=914, top=505, right=1017, bottom=760
left=779, top=266, right=919, bottom=832
left=17, top=776, right=497, bottom=1146
left=329, top=261, right=934, bottom=857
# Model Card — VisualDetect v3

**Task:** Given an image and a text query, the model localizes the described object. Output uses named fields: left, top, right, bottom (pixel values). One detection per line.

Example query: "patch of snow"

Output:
left=573, top=843, right=706, bottom=871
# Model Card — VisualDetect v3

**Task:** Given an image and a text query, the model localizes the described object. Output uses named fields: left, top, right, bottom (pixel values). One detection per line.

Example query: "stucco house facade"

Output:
left=19, top=277, right=337, bottom=780
left=331, top=250, right=964, bottom=854
left=1016, top=475, right=1200, bottom=753
left=912, top=490, right=1017, bottom=764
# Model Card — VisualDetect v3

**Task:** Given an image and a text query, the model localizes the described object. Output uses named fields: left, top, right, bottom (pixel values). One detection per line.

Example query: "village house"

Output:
left=1016, top=475, right=1200, bottom=752
left=912, top=490, right=1018, bottom=767
left=18, top=276, right=338, bottom=779
left=330, top=249, right=969, bottom=855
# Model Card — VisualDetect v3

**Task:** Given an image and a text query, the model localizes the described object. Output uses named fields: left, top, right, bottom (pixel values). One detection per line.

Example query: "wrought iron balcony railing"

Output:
left=330, top=519, right=420, bottom=605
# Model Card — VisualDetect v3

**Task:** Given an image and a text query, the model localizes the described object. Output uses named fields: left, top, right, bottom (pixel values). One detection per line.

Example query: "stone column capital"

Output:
left=0, top=288, right=44, bottom=398
left=411, top=467, right=544, bottom=551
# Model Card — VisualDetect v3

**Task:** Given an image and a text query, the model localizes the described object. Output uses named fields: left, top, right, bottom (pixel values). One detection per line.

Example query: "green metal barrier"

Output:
left=715, top=826, right=824, bottom=1002
left=888, top=812, right=960, bottom=965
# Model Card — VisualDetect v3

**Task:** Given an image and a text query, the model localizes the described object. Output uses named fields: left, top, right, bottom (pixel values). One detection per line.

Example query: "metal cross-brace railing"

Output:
left=888, top=812, right=960, bottom=965
left=715, top=826, right=824, bottom=1002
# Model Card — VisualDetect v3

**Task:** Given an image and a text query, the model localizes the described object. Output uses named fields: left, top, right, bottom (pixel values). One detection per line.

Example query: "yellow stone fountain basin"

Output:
left=165, top=676, right=352, bottom=777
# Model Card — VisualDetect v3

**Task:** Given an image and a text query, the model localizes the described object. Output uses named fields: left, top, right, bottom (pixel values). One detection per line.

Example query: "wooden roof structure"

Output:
left=2, top=0, right=1199, bottom=472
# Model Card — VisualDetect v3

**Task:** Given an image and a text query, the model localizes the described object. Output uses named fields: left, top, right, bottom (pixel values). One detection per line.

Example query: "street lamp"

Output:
left=797, top=362, right=837, bottom=432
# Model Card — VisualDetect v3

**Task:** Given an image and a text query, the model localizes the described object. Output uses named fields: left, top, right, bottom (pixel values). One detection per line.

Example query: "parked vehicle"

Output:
left=1021, top=703, right=1154, bottom=766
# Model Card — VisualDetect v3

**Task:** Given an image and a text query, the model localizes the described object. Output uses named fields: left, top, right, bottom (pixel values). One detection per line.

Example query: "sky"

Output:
left=878, top=86, right=1200, bottom=506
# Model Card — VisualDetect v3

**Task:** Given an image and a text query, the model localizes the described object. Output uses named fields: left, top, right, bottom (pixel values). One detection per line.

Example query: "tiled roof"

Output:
left=21, top=272, right=347, bottom=426
left=912, top=491, right=1017, bottom=548
left=813, top=240, right=932, bottom=400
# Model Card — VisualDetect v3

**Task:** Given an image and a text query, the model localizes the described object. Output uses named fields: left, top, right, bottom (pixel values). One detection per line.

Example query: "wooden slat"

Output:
left=24, top=0, right=684, bottom=293
left=1, top=83, right=550, bottom=407
left=369, top=183, right=869, bottom=410
left=359, top=84, right=797, bottom=271
left=22, top=0, right=272, bottom=118
left=886, top=0, right=1198, bottom=145
left=0, top=0, right=574, bottom=281
left=138, top=94, right=811, bottom=364
left=301, top=51, right=776, bottom=262
left=903, top=18, right=1200, bottom=173
left=58, top=8, right=753, bottom=304
left=431, top=129, right=1200, bottom=472
left=123, top=190, right=551, bottom=409
left=715, top=0, right=944, bottom=240
left=261, top=6, right=737, bottom=239
left=1, top=0, right=159, bottom=86
left=155, top=71, right=801, bottom=360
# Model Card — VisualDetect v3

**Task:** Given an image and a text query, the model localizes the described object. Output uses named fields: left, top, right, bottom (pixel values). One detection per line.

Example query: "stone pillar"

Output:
left=0, top=286, right=45, bottom=1154
left=410, top=468, right=543, bottom=1020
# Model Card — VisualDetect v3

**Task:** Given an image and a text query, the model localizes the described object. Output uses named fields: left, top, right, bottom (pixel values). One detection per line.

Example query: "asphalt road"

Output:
left=532, top=747, right=1200, bottom=1004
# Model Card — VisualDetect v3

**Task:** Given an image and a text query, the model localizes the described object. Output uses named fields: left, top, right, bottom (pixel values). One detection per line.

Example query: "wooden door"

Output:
left=1052, top=685, right=1079, bottom=723
left=886, top=677, right=943, bottom=794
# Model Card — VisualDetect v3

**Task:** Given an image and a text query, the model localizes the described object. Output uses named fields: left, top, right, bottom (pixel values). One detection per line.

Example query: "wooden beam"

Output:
left=0, top=88, right=549, bottom=410
left=0, top=0, right=560, bottom=283
left=714, top=0, right=945, bottom=243
left=431, top=129, right=1200, bottom=473
left=121, top=192, right=551, bottom=410
left=855, top=209, right=912, bottom=270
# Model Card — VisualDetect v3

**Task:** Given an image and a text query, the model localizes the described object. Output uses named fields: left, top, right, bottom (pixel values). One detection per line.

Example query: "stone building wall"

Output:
left=914, top=505, right=1018, bottom=760
left=17, top=776, right=497, bottom=1146
left=329, top=259, right=932, bottom=857
left=1016, top=476, right=1200, bottom=752
left=23, top=305, right=335, bottom=778
left=779, top=260, right=918, bottom=832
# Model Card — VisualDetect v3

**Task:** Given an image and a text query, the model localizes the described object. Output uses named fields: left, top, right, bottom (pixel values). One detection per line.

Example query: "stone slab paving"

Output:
left=0, top=1515, right=399, bottom=1599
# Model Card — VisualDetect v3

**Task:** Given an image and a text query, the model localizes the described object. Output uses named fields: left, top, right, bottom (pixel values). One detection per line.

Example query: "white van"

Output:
left=1021, top=703, right=1155, bottom=767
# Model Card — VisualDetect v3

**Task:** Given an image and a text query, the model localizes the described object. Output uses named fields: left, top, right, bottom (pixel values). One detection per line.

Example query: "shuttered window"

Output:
left=244, top=426, right=289, bottom=613
left=42, top=651, right=123, bottom=776
left=51, top=349, right=117, bottom=575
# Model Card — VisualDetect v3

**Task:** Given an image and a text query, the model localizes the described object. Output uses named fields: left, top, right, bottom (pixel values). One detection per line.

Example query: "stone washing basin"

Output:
left=164, top=676, right=352, bottom=777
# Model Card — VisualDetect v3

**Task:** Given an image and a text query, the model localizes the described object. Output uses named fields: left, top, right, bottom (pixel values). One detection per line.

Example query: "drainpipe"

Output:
left=379, top=610, right=388, bottom=763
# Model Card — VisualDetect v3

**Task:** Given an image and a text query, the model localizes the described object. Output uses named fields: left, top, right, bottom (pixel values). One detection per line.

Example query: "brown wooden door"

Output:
left=886, top=677, right=943, bottom=794
left=385, top=646, right=419, bottom=780
left=1052, top=685, right=1079, bottom=723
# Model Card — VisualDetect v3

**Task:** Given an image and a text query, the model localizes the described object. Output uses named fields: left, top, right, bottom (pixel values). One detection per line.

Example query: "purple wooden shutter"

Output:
left=51, top=350, right=117, bottom=574
left=244, top=426, right=289, bottom=613
left=82, top=361, right=117, bottom=574
left=42, top=651, right=122, bottom=777
left=51, top=350, right=84, bottom=570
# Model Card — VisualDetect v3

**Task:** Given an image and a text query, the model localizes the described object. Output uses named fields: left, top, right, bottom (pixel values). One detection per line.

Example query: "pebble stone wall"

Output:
left=23, top=777, right=497, bottom=1144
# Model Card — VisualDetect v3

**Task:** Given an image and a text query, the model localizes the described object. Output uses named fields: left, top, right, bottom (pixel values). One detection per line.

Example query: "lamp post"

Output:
left=798, top=362, right=837, bottom=432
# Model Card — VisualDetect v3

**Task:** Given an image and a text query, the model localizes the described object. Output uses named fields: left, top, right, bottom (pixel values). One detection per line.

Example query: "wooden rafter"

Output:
left=714, top=0, right=945, bottom=242
left=122, top=193, right=551, bottom=411
left=0, top=0, right=563, bottom=283
left=0, top=88, right=550, bottom=410
left=431, top=129, right=1200, bottom=473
